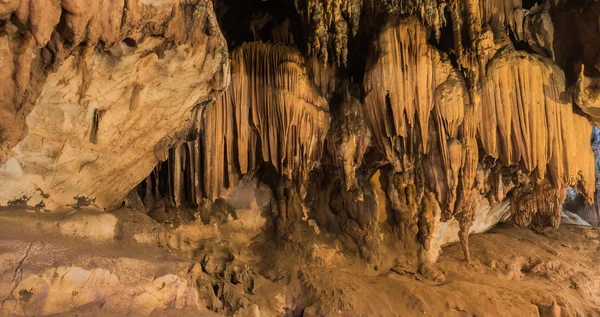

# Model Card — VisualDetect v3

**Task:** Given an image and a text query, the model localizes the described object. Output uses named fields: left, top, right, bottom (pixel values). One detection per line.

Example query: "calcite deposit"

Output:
left=2, top=0, right=600, bottom=315
left=0, top=0, right=229, bottom=210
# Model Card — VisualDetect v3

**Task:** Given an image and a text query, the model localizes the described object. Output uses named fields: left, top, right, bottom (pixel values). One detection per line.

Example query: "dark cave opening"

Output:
left=522, top=0, right=542, bottom=9
left=428, top=8, right=458, bottom=68
left=213, top=0, right=304, bottom=51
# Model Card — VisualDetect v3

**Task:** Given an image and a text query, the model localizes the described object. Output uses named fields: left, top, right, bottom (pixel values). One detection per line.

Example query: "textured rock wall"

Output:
left=127, top=0, right=600, bottom=266
left=0, top=0, right=229, bottom=210
left=1, top=0, right=600, bottom=270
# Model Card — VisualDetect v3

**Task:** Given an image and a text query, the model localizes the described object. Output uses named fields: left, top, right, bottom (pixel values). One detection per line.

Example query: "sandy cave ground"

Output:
left=0, top=208, right=599, bottom=316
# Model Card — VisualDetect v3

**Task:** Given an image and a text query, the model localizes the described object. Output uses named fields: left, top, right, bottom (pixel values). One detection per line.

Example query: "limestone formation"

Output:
left=0, top=0, right=229, bottom=210
left=141, top=42, right=329, bottom=209
left=1, top=0, right=600, bottom=315
left=360, top=12, right=595, bottom=262
left=203, top=42, right=329, bottom=200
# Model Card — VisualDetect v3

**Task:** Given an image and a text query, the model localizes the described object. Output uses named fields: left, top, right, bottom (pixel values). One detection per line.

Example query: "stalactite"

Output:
left=202, top=42, right=330, bottom=200
left=362, top=15, right=595, bottom=264
left=363, top=17, right=471, bottom=219
left=363, top=17, right=438, bottom=171
left=145, top=42, right=330, bottom=206
left=479, top=49, right=595, bottom=200
left=294, top=0, right=363, bottom=65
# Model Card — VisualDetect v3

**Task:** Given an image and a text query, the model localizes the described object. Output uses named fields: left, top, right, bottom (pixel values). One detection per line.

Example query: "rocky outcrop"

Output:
left=0, top=0, right=229, bottom=210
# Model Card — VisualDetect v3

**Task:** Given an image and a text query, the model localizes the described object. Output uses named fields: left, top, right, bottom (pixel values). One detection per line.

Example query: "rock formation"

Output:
left=139, top=41, right=329, bottom=210
left=0, top=0, right=229, bottom=210
left=2, top=0, right=600, bottom=315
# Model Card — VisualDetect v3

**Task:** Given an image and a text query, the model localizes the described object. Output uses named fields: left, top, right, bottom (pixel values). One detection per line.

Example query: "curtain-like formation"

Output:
left=150, top=42, right=330, bottom=206
left=204, top=42, right=330, bottom=200
left=363, top=17, right=439, bottom=167
left=479, top=50, right=595, bottom=198
left=362, top=17, right=595, bottom=229
left=363, top=17, right=472, bottom=216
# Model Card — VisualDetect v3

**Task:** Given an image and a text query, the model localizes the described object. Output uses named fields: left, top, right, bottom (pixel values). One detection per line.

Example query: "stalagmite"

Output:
left=454, top=193, right=477, bottom=262
left=319, top=91, right=383, bottom=266
left=387, top=173, right=420, bottom=247
left=327, top=92, right=370, bottom=192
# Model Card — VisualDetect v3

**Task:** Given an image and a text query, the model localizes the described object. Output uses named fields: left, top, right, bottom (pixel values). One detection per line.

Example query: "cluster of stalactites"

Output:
left=140, top=107, right=206, bottom=208
left=479, top=49, right=595, bottom=201
left=363, top=17, right=436, bottom=167
left=137, top=43, right=330, bottom=207
left=366, top=0, right=448, bottom=39
left=202, top=42, right=330, bottom=201
left=363, top=17, right=476, bottom=218
left=292, top=0, right=532, bottom=66
left=362, top=17, right=595, bottom=229
left=294, top=0, right=363, bottom=65
left=370, top=0, right=524, bottom=45
left=293, top=0, right=452, bottom=65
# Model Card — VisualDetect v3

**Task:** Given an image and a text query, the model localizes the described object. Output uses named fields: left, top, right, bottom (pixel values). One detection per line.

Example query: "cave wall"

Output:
left=0, top=0, right=229, bottom=210
left=1, top=0, right=600, bottom=266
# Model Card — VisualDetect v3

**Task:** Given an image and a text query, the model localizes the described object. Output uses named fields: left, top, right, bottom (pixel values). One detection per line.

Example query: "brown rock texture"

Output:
left=2, top=0, right=600, bottom=315
left=0, top=0, right=229, bottom=210
left=202, top=42, right=329, bottom=200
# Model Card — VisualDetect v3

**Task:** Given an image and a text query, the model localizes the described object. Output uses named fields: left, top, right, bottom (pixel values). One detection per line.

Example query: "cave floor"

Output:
left=0, top=209, right=599, bottom=317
